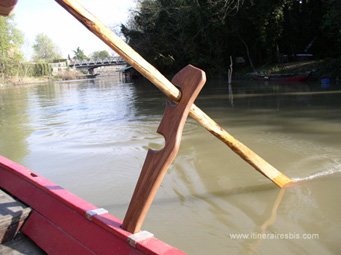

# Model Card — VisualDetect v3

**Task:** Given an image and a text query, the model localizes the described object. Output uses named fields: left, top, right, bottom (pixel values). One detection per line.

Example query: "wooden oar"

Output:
left=55, top=0, right=292, bottom=188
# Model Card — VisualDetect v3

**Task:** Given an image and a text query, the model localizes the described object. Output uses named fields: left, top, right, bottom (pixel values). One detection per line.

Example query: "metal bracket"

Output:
left=85, top=208, right=108, bottom=220
left=127, top=231, right=154, bottom=247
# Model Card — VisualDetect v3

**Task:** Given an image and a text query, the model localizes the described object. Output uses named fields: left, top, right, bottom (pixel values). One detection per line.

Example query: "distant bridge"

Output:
left=69, top=57, right=127, bottom=73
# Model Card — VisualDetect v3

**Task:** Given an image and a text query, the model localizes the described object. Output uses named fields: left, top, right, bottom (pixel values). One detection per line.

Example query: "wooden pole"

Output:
left=55, top=0, right=292, bottom=188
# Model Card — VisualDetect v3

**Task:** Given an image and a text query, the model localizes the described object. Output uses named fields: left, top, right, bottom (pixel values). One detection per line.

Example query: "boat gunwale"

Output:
left=0, top=155, right=185, bottom=255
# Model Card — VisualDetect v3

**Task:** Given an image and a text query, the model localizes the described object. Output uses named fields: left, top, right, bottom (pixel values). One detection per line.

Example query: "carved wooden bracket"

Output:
left=122, top=65, right=206, bottom=233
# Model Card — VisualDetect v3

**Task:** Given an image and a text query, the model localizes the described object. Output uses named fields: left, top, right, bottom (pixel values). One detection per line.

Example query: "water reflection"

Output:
left=228, top=83, right=234, bottom=107
left=0, top=88, right=32, bottom=162
left=245, top=187, right=287, bottom=254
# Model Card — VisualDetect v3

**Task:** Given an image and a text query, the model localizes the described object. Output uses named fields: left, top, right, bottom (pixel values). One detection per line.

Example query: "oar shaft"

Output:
left=55, top=0, right=292, bottom=188
left=189, top=105, right=292, bottom=187
left=55, top=0, right=179, bottom=101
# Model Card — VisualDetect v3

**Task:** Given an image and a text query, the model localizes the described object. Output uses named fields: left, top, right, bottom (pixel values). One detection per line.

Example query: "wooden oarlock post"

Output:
left=55, top=0, right=292, bottom=189
left=0, top=0, right=18, bottom=16
left=122, top=65, right=206, bottom=233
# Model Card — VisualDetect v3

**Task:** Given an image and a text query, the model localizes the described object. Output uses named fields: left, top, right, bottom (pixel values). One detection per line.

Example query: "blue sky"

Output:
left=14, top=0, right=137, bottom=60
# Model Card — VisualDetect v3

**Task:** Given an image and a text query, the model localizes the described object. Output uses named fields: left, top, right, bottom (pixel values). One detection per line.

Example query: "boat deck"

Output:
left=0, top=189, right=45, bottom=254
left=0, top=234, right=45, bottom=255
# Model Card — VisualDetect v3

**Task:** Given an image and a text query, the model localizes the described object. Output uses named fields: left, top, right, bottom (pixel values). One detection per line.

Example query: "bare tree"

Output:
left=207, top=0, right=247, bottom=21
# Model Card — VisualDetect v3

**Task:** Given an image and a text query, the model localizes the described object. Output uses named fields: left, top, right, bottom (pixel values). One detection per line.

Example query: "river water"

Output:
left=1, top=75, right=340, bottom=254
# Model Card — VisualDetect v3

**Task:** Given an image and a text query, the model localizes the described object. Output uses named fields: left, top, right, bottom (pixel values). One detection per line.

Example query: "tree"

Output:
left=73, top=47, right=88, bottom=61
left=91, top=50, right=111, bottom=60
left=322, top=0, right=341, bottom=56
left=122, top=0, right=341, bottom=75
left=0, top=15, right=24, bottom=78
left=121, top=0, right=249, bottom=73
left=32, top=33, right=61, bottom=62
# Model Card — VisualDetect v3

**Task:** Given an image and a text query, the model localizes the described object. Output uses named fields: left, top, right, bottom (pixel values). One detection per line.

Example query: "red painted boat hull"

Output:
left=0, top=155, right=186, bottom=255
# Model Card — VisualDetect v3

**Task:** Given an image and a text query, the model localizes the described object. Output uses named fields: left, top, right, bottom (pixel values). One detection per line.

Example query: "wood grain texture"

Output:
left=0, top=0, right=17, bottom=16
left=0, top=189, right=31, bottom=244
left=122, top=65, right=206, bottom=233
left=55, top=0, right=292, bottom=188
left=0, top=234, right=45, bottom=255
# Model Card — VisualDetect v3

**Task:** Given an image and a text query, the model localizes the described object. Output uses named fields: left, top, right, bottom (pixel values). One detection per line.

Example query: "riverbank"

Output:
left=244, top=58, right=341, bottom=81
left=0, top=76, right=51, bottom=88
left=157, top=58, right=341, bottom=82
left=0, top=70, right=93, bottom=88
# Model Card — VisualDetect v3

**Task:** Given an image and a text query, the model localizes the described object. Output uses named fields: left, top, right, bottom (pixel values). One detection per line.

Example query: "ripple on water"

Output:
left=293, top=160, right=341, bottom=182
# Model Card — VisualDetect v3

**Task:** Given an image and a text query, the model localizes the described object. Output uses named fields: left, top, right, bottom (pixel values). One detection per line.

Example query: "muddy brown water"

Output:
left=1, top=76, right=340, bottom=254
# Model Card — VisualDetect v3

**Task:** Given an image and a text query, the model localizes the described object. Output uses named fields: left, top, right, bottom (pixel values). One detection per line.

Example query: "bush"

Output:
left=32, top=62, right=51, bottom=76
left=54, top=69, right=82, bottom=80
